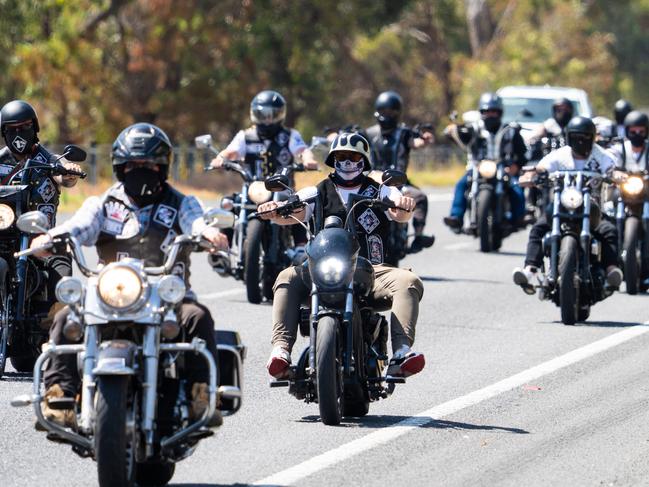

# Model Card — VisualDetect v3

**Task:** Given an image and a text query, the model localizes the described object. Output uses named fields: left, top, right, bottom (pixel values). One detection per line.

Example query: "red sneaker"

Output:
left=387, top=348, right=425, bottom=378
left=266, top=346, right=291, bottom=379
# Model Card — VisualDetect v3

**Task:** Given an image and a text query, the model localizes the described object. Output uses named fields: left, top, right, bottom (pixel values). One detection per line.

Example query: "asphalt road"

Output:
left=2, top=190, right=649, bottom=487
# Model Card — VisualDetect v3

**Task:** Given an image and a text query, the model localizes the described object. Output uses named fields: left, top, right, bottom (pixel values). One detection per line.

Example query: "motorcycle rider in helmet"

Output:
left=610, top=111, right=648, bottom=172
left=513, top=116, right=624, bottom=293
left=528, top=97, right=574, bottom=153
left=443, top=93, right=527, bottom=232
left=365, top=91, right=435, bottom=253
left=613, top=99, right=633, bottom=139
left=210, top=90, right=317, bottom=252
left=0, top=99, right=83, bottom=328
left=257, top=133, right=426, bottom=380
left=30, top=123, right=228, bottom=428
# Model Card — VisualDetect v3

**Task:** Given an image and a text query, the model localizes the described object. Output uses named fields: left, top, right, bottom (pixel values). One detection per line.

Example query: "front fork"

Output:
left=548, top=190, right=562, bottom=285
left=580, top=191, right=592, bottom=283
left=14, top=234, right=30, bottom=322
left=235, top=184, right=249, bottom=271
left=469, top=167, right=479, bottom=228
left=142, top=325, right=160, bottom=456
left=616, top=197, right=625, bottom=262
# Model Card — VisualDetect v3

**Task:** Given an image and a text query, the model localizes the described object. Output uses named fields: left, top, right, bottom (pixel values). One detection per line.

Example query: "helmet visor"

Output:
left=251, top=104, right=286, bottom=125
left=113, top=155, right=170, bottom=167
left=375, top=107, right=400, bottom=120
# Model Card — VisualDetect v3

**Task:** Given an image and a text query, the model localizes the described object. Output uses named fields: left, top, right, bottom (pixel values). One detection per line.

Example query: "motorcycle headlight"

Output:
left=55, top=277, right=83, bottom=305
left=158, top=275, right=186, bottom=304
left=560, top=187, right=583, bottom=210
left=248, top=181, right=272, bottom=204
left=97, top=265, right=144, bottom=310
left=316, top=256, right=348, bottom=285
left=622, top=176, right=644, bottom=196
left=478, top=160, right=497, bottom=179
left=0, top=203, right=15, bottom=230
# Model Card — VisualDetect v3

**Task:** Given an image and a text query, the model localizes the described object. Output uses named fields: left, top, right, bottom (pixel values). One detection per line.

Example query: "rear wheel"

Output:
left=623, top=217, right=640, bottom=295
left=559, top=236, right=579, bottom=325
left=135, top=461, right=176, bottom=487
left=95, top=376, right=136, bottom=487
left=244, top=219, right=265, bottom=304
left=477, top=189, right=493, bottom=253
left=316, top=316, right=343, bottom=425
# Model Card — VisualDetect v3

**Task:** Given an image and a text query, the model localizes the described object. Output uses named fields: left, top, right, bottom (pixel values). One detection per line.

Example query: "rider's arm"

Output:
left=178, top=195, right=209, bottom=235
left=382, top=186, right=414, bottom=223
left=210, top=131, right=245, bottom=168
left=257, top=201, right=306, bottom=225
left=290, top=129, right=318, bottom=170
left=49, top=195, right=105, bottom=245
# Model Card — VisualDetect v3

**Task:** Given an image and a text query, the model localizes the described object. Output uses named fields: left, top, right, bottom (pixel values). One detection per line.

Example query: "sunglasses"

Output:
left=334, top=152, right=364, bottom=162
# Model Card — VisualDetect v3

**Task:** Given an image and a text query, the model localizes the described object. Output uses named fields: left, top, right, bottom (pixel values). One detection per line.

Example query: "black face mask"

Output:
left=628, top=133, right=646, bottom=148
left=568, top=134, right=594, bottom=158
left=4, top=126, right=37, bottom=155
left=483, top=116, right=501, bottom=134
left=123, top=167, right=163, bottom=203
left=377, top=116, right=398, bottom=132
left=257, top=123, right=281, bottom=139
left=554, top=111, right=572, bottom=128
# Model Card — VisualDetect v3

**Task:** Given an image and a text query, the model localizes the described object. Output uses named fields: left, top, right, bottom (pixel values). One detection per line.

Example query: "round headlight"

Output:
left=622, top=176, right=644, bottom=196
left=316, top=256, right=347, bottom=285
left=560, top=187, right=583, bottom=210
left=248, top=181, right=272, bottom=204
left=98, top=265, right=143, bottom=310
left=478, top=160, right=497, bottom=179
left=158, top=275, right=186, bottom=304
left=55, top=277, right=83, bottom=305
left=0, top=204, right=16, bottom=230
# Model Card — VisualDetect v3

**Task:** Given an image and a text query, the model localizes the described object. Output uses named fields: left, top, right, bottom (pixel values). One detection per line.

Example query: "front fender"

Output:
left=92, top=339, right=138, bottom=376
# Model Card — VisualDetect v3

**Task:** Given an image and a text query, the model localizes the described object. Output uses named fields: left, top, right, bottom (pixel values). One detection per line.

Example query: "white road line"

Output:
left=254, top=323, right=649, bottom=486
left=197, top=288, right=245, bottom=300
left=426, top=193, right=453, bottom=202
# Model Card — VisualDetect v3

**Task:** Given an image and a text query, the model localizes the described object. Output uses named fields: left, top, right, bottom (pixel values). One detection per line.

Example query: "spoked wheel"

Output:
left=623, top=216, right=640, bottom=295
left=316, top=316, right=343, bottom=426
left=95, top=376, right=137, bottom=487
left=0, top=293, right=12, bottom=378
left=559, top=236, right=579, bottom=325
left=244, top=218, right=265, bottom=304
left=477, top=189, right=494, bottom=253
left=135, top=461, right=176, bottom=487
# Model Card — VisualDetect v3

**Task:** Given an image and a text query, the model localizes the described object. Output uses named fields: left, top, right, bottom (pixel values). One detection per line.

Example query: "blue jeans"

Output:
left=450, top=172, right=525, bottom=222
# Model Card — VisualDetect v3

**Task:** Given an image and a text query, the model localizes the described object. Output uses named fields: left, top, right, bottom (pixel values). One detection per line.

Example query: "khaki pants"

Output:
left=271, top=263, right=424, bottom=354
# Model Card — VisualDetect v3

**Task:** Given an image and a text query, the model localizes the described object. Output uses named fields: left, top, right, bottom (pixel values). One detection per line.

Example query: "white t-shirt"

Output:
left=224, top=128, right=308, bottom=158
left=610, top=140, right=647, bottom=172
left=537, top=144, right=616, bottom=175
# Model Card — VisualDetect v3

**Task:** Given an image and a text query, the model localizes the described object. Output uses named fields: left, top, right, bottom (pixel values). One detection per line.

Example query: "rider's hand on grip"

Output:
left=27, top=233, right=54, bottom=258
left=201, top=227, right=228, bottom=252
left=256, top=201, right=280, bottom=220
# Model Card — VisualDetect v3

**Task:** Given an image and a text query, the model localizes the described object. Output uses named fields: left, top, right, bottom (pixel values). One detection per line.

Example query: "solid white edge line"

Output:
left=253, top=323, right=649, bottom=486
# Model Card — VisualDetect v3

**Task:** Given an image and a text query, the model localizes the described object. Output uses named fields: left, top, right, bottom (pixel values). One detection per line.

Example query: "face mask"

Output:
left=334, top=159, right=364, bottom=180
left=123, top=167, right=162, bottom=201
left=628, top=133, right=646, bottom=148
left=554, top=111, right=572, bottom=128
left=257, top=123, right=281, bottom=139
left=4, top=126, right=37, bottom=155
left=482, top=116, right=501, bottom=134
left=568, top=134, right=593, bottom=158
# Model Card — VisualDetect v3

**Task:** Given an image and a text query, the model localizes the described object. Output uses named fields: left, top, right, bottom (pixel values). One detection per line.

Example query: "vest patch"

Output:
left=154, top=204, right=177, bottom=228
left=37, top=203, right=56, bottom=226
left=357, top=208, right=380, bottom=234
left=367, top=234, right=383, bottom=264
left=33, top=152, right=47, bottom=163
left=0, top=164, right=13, bottom=176
left=102, top=218, right=124, bottom=236
left=276, top=131, right=290, bottom=146
left=105, top=200, right=129, bottom=222
left=116, top=252, right=129, bottom=261
left=361, top=186, right=378, bottom=198
left=37, top=179, right=56, bottom=203
left=11, top=136, right=27, bottom=152
left=277, top=147, right=292, bottom=165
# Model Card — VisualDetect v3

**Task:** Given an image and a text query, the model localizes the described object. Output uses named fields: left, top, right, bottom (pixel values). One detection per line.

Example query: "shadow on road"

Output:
left=546, top=320, right=641, bottom=328
left=488, top=250, right=527, bottom=257
left=172, top=484, right=255, bottom=487
left=296, top=414, right=529, bottom=434
left=1, top=371, right=32, bottom=382
left=420, top=275, right=504, bottom=285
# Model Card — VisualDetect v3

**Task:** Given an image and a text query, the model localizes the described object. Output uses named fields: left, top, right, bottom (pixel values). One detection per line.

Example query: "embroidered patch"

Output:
left=37, top=203, right=56, bottom=226
left=37, top=178, right=57, bottom=203
left=357, top=208, right=380, bottom=234
left=32, top=152, right=47, bottom=164
left=160, top=229, right=178, bottom=253
left=117, top=218, right=140, bottom=239
left=0, top=164, right=13, bottom=176
left=153, top=204, right=177, bottom=228
left=105, top=200, right=129, bottom=223
left=276, top=131, right=289, bottom=146
left=361, top=185, right=378, bottom=198
left=11, top=136, right=26, bottom=152
left=277, top=147, right=292, bottom=166
left=367, top=234, right=383, bottom=264
left=101, top=218, right=124, bottom=236
left=116, top=252, right=129, bottom=261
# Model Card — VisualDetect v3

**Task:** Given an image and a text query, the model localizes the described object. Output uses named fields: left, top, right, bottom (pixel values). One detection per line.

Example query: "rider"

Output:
left=512, top=116, right=624, bottom=292
left=443, top=93, right=527, bottom=232
left=613, top=99, right=633, bottom=140
left=258, top=132, right=426, bottom=379
left=528, top=97, right=573, bottom=153
left=0, top=100, right=82, bottom=325
left=30, top=123, right=228, bottom=428
left=609, top=110, right=648, bottom=172
left=365, top=91, right=435, bottom=253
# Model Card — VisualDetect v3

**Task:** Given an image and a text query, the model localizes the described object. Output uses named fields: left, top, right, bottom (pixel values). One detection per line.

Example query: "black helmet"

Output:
left=623, top=110, right=649, bottom=130
left=0, top=100, right=39, bottom=135
left=111, top=123, right=172, bottom=181
left=565, top=116, right=596, bottom=157
left=374, top=91, right=402, bottom=130
left=478, top=93, right=503, bottom=113
left=250, top=90, right=286, bottom=138
left=614, top=99, right=633, bottom=125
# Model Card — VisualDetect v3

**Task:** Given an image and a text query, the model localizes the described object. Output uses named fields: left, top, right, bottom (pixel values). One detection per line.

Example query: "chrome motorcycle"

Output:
left=12, top=209, right=244, bottom=487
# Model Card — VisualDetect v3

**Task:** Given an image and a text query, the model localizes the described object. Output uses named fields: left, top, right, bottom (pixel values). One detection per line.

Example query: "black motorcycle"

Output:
left=614, top=170, right=649, bottom=294
left=0, top=144, right=86, bottom=377
left=260, top=169, right=410, bottom=425
left=530, top=170, right=613, bottom=325
left=195, top=134, right=313, bottom=304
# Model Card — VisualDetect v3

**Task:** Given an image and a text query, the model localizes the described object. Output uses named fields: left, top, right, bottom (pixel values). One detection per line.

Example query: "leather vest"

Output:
left=316, top=176, right=391, bottom=264
left=0, top=145, right=61, bottom=226
left=243, top=126, right=293, bottom=179
left=366, top=124, right=411, bottom=172
left=618, top=140, right=648, bottom=171
left=95, top=184, right=192, bottom=282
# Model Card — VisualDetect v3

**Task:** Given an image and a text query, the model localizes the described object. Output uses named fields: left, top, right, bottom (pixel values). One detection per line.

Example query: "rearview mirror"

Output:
left=63, top=144, right=86, bottom=162
left=16, top=211, right=50, bottom=234
left=381, top=169, right=407, bottom=187
left=265, top=174, right=291, bottom=192
left=204, top=208, right=235, bottom=229
left=195, top=134, right=213, bottom=150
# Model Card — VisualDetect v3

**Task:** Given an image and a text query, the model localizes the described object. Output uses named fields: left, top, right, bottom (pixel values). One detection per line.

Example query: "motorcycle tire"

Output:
left=244, top=218, right=265, bottom=304
left=559, top=235, right=579, bottom=326
left=10, top=355, right=36, bottom=373
left=623, top=216, right=640, bottom=295
left=136, top=461, right=176, bottom=487
left=0, top=293, right=12, bottom=379
left=95, top=376, right=136, bottom=487
left=316, top=316, right=343, bottom=426
left=477, top=189, right=494, bottom=253
left=578, top=305, right=591, bottom=322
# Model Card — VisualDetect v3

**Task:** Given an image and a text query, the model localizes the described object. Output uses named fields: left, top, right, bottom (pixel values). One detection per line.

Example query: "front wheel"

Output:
left=316, top=316, right=343, bottom=426
left=477, top=189, right=494, bottom=253
left=10, top=355, right=36, bottom=373
left=0, top=293, right=12, bottom=378
left=95, top=376, right=136, bottom=487
left=623, top=216, right=640, bottom=295
left=244, top=218, right=265, bottom=304
left=136, top=461, right=176, bottom=487
left=559, top=236, right=579, bottom=325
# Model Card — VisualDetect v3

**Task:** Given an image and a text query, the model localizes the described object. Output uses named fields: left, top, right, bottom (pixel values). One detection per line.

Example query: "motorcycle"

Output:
left=259, top=169, right=411, bottom=425
left=614, top=170, right=649, bottom=294
left=195, top=134, right=317, bottom=304
left=527, top=169, right=613, bottom=325
left=0, top=144, right=86, bottom=377
left=12, top=208, right=244, bottom=487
